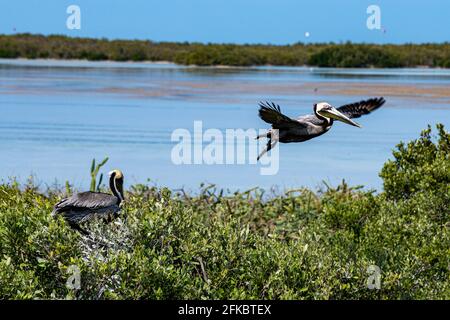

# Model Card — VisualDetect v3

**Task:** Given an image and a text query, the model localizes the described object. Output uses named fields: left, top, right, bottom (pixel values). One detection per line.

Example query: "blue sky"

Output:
left=0, top=0, right=448, bottom=44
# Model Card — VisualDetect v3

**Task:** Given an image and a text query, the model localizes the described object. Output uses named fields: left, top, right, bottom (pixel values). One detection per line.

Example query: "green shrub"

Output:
left=2, top=34, right=450, bottom=67
left=0, top=125, right=448, bottom=299
left=380, top=123, right=450, bottom=200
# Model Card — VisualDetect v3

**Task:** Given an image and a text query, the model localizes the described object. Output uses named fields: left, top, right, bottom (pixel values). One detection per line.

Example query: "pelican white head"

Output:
left=315, top=102, right=362, bottom=128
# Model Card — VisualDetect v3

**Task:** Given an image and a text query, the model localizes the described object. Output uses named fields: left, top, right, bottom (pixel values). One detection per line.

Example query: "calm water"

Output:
left=0, top=59, right=449, bottom=192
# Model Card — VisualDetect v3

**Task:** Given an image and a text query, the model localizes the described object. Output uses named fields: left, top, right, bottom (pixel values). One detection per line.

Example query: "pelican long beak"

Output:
left=319, top=107, right=362, bottom=128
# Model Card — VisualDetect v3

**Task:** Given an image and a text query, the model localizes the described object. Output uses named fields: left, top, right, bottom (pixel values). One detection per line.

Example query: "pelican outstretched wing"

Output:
left=258, top=101, right=304, bottom=129
left=337, top=97, right=385, bottom=119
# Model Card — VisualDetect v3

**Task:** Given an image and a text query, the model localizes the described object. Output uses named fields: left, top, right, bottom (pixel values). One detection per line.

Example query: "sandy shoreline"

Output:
left=2, top=58, right=450, bottom=104
left=2, top=58, right=450, bottom=70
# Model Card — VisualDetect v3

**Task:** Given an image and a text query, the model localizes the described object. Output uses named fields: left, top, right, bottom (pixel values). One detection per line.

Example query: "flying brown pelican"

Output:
left=257, top=97, right=385, bottom=160
left=52, top=169, right=125, bottom=235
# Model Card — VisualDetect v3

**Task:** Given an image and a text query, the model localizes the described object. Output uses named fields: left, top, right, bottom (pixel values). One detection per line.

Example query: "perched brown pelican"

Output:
left=52, top=170, right=125, bottom=235
left=257, top=97, right=385, bottom=160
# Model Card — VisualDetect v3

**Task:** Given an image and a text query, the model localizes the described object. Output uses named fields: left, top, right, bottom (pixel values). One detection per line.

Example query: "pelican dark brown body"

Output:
left=52, top=169, right=125, bottom=235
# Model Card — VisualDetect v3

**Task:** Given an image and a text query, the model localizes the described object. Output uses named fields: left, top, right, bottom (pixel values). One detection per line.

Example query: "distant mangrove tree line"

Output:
left=1, top=33, right=450, bottom=68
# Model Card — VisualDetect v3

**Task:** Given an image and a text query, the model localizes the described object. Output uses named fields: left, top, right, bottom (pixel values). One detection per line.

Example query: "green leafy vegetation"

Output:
left=2, top=34, right=450, bottom=67
left=0, top=124, right=448, bottom=299
left=90, top=157, right=109, bottom=192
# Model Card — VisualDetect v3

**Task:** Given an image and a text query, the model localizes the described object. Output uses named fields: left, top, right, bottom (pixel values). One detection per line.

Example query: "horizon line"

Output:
left=3, top=32, right=450, bottom=47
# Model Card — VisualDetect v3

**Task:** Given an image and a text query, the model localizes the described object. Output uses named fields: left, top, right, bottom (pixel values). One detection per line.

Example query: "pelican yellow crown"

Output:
left=109, top=169, right=123, bottom=179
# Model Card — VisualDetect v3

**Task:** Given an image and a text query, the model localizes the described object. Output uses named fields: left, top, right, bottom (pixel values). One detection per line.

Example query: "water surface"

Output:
left=0, top=59, right=449, bottom=192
